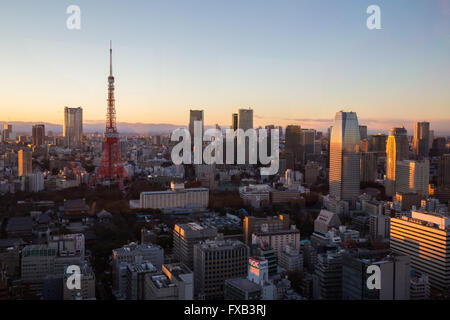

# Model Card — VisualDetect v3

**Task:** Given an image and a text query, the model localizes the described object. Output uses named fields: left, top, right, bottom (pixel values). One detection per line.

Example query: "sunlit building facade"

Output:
left=329, top=111, right=361, bottom=203
left=32, top=124, right=45, bottom=147
left=413, top=122, right=430, bottom=158
left=395, top=160, right=429, bottom=197
left=18, top=149, right=32, bottom=177
left=386, top=126, right=409, bottom=197
left=63, top=107, right=83, bottom=148
left=390, top=211, right=450, bottom=292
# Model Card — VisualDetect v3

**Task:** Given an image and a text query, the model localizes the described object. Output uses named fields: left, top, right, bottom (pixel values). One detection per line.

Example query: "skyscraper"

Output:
left=173, top=223, right=217, bottom=269
left=231, top=113, right=238, bottom=131
left=413, top=122, right=430, bottom=158
left=431, top=137, right=447, bottom=157
left=285, top=125, right=303, bottom=165
left=342, top=251, right=410, bottom=300
left=18, top=149, right=32, bottom=177
left=390, top=211, right=450, bottom=292
left=359, top=125, right=368, bottom=140
left=329, top=111, right=361, bottom=202
left=237, top=108, right=254, bottom=164
left=438, top=154, right=450, bottom=187
left=360, top=152, right=377, bottom=183
left=2, top=124, right=12, bottom=142
left=312, top=251, right=343, bottom=300
left=194, top=237, right=249, bottom=299
left=395, top=160, right=429, bottom=197
left=189, top=110, right=204, bottom=140
left=238, top=108, right=253, bottom=131
left=32, top=124, right=45, bottom=147
left=63, top=107, right=83, bottom=148
left=301, top=129, right=316, bottom=158
left=370, top=133, right=387, bottom=155
left=386, top=126, right=409, bottom=197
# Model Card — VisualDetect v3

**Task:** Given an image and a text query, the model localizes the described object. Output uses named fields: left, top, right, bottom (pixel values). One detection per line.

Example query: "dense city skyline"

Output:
left=0, top=0, right=449, bottom=132
left=1, top=0, right=450, bottom=306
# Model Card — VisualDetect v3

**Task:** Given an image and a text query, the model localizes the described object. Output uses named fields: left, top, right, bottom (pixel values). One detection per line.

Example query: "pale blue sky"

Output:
left=0, top=0, right=449, bottom=133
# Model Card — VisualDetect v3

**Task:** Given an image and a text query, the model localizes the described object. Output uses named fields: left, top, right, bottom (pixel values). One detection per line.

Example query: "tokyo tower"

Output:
left=90, top=42, right=131, bottom=190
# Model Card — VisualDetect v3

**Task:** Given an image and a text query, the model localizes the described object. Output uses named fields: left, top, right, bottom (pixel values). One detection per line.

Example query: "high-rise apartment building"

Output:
left=410, top=273, right=430, bottom=300
left=370, top=133, right=387, bottom=155
left=112, top=243, right=164, bottom=294
left=173, top=223, right=218, bottom=269
left=243, top=214, right=290, bottom=244
left=278, top=244, right=302, bottom=272
left=369, top=213, right=390, bottom=240
left=312, top=251, right=343, bottom=300
left=144, top=263, right=194, bottom=300
left=63, top=263, right=96, bottom=300
left=390, top=211, right=450, bottom=292
left=359, top=125, right=368, bottom=140
left=251, top=225, right=300, bottom=258
left=342, top=250, right=410, bottom=300
left=360, top=152, right=378, bottom=183
left=395, top=160, right=429, bottom=197
left=438, top=154, right=450, bottom=187
left=305, top=161, right=321, bottom=186
left=231, top=113, right=238, bottom=131
left=63, top=107, right=83, bottom=148
left=285, top=125, right=303, bottom=165
left=301, top=129, right=316, bottom=157
left=32, top=124, right=45, bottom=147
left=139, top=183, right=209, bottom=210
left=21, top=234, right=86, bottom=295
left=2, top=124, right=13, bottom=142
left=329, top=111, right=361, bottom=202
left=238, top=108, right=253, bottom=131
left=189, top=110, right=204, bottom=141
left=413, top=122, right=430, bottom=158
left=431, top=138, right=447, bottom=157
left=193, top=237, right=249, bottom=299
left=18, top=149, right=32, bottom=177
left=386, top=126, right=409, bottom=196
left=237, top=108, right=254, bottom=164
left=125, top=262, right=158, bottom=300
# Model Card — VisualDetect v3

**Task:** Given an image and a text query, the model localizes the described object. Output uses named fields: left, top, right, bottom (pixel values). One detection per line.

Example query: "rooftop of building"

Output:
left=141, top=188, right=208, bottom=195
left=174, top=222, right=217, bottom=235
left=226, top=277, right=261, bottom=293
left=315, top=209, right=341, bottom=225
left=63, top=199, right=89, bottom=212
left=149, top=274, right=176, bottom=289
left=197, top=238, right=247, bottom=251
left=6, top=216, right=32, bottom=232
left=0, top=238, right=26, bottom=249
left=162, top=263, right=192, bottom=281
left=254, top=226, right=300, bottom=236
left=343, top=249, right=407, bottom=265
left=396, top=210, right=450, bottom=230
left=22, top=244, right=57, bottom=257
left=127, top=262, right=157, bottom=273
left=239, top=184, right=273, bottom=194
left=113, top=242, right=162, bottom=255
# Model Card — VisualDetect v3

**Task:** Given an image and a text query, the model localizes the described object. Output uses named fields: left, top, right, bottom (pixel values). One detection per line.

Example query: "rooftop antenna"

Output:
left=109, top=40, right=113, bottom=76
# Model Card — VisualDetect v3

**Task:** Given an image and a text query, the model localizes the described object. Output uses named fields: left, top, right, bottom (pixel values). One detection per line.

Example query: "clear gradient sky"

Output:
left=0, top=0, right=449, bottom=133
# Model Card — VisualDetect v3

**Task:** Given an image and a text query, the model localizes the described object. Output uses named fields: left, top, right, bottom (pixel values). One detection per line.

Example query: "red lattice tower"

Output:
left=90, top=42, right=131, bottom=190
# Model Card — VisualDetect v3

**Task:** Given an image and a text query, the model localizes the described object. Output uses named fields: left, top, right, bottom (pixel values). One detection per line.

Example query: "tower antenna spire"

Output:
left=109, top=40, right=113, bottom=76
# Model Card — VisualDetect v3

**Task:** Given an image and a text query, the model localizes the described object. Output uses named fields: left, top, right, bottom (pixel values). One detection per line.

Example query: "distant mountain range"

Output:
left=2, top=120, right=450, bottom=136
left=0, top=121, right=190, bottom=135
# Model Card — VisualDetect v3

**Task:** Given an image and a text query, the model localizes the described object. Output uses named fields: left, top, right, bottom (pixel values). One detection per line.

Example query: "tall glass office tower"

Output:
left=63, top=107, right=83, bottom=148
left=386, top=126, right=409, bottom=197
left=329, top=111, right=361, bottom=202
